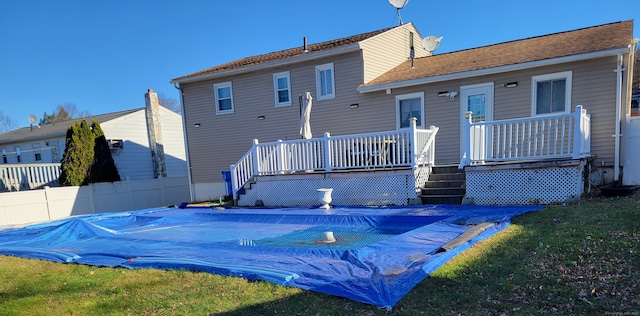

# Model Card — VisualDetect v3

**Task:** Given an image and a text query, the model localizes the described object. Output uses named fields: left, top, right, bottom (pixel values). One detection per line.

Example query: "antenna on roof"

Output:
left=388, top=0, right=409, bottom=25
left=421, top=35, right=443, bottom=56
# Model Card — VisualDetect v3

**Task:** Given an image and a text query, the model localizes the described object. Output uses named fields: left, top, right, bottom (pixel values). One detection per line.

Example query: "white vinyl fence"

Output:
left=0, top=176, right=190, bottom=228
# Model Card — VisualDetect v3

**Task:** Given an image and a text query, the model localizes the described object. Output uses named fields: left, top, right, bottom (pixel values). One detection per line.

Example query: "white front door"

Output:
left=459, top=83, right=494, bottom=158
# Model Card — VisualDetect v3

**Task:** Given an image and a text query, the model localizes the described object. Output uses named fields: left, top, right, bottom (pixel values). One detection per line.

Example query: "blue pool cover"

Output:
left=0, top=204, right=541, bottom=309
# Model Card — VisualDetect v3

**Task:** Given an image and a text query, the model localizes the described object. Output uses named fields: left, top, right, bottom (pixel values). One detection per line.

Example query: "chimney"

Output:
left=303, top=37, right=308, bottom=53
left=145, top=88, right=167, bottom=178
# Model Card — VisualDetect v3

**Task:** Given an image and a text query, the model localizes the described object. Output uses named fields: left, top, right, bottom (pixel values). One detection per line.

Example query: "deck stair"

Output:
left=421, top=165, right=466, bottom=205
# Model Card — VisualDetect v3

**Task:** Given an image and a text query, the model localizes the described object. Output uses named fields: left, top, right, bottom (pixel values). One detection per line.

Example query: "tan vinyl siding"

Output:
left=183, top=51, right=374, bottom=183
left=360, top=24, right=428, bottom=84
left=182, top=40, right=624, bottom=183
left=411, top=56, right=621, bottom=164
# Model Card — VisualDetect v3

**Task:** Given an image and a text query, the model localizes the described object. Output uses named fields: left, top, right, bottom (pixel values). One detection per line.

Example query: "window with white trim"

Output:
left=396, top=92, right=424, bottom=129
left=315, top=63, right=335, bottom=100
left=532, top=71, right=572, bottom=116
left=214, top=82, right=234, bottom=114
left=1, top=148, right=6, bottom=164
left=273, top=71, right=292, bottom=106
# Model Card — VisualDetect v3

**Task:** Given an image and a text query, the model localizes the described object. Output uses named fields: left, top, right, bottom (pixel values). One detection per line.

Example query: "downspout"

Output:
left=614, top=53, right=623, bottom=182
left=174, top=83, right=195, bottom=202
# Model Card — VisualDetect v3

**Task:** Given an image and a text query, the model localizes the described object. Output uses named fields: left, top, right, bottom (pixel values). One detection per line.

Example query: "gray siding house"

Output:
left=172, top=21, right=636, bottom=205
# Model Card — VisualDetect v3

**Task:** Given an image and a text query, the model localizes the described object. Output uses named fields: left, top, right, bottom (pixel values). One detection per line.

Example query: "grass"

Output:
left=1, top=197, right=639, bottom=315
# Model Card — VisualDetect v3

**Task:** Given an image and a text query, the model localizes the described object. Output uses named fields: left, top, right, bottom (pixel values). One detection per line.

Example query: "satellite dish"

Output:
left=388, top=0, right=409, bottom=9
left=28, top=114, right=37, bottom=124
left=388, top=0, right=409, bottom=25
left=421, top=36, right=443, bottom=56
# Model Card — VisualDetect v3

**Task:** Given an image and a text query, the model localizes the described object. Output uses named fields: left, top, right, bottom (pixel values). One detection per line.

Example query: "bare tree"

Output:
left=0, top=112, right=18, bottom=133
left=39, top=103, right=91, bottom=125
left=158, top=93, right=181, bottom=113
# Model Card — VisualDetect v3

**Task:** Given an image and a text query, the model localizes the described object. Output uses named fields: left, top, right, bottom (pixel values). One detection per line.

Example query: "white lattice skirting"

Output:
left=465, top=159, right=586, bottom=205
left=238, top=169, right=419, bottom=207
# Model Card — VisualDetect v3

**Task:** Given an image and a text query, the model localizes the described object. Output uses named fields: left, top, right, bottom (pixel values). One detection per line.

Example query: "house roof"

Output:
left=0, top=108, right=142, bottom=144
left=360, top=20, right=634, bottom=91
left=170, top=25, right=396, bottom=83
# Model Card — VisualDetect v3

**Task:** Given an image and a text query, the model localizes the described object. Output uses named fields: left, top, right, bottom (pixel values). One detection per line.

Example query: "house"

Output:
left=171, top=21, right=637, bottom=205
left=0, top=89, right=187, bottom=191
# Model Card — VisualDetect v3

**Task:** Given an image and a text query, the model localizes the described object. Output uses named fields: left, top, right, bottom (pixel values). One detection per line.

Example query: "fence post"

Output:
left=44, top=186, right=52, bottom=221
left=324, top=132, right=331, bottom=172
left=159, top=175, right=165, bottom=206
left=572, top=105, right=584, bottom=159
left=126, top=176, right=133, bottom=211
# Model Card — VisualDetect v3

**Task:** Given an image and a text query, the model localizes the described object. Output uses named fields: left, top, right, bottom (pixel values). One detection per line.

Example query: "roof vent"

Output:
left=303, top=37, right=308, bottom=53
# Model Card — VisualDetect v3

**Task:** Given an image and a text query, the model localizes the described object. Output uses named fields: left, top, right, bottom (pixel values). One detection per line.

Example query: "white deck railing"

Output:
left=0, top=163, right=61, bottom=192
left=230, top=120, right=439, bottom=200
left=460, top=105, right=591, bottom=167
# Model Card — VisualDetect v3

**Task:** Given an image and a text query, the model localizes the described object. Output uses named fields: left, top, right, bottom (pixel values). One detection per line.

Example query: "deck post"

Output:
left=251, top=139, right=260, bottom=175
left=463, top=111, right=473, bottom=166
left=409, top=118, right=417, bottom=168
left=277, top=139, right=286, bottom=174
left=230, top=164, right=238, bottom=201
left=323, top=132, right=331, bottom=172
left=572, top=105, right=584, bottom=159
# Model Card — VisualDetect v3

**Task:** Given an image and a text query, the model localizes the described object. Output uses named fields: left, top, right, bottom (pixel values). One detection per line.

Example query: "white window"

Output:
left=214, top=82, right=234, bottom=115
left=532, top=71, right=572, bottom=116
left=396, top=92, right=425, bottom=129
left=273, top=71, right=292, bottom=107
left=315, top=63, right=335, bottom=100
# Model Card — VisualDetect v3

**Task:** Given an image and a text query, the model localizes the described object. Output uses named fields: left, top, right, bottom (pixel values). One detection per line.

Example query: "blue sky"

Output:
left=1, top=0, right=638, bottom=128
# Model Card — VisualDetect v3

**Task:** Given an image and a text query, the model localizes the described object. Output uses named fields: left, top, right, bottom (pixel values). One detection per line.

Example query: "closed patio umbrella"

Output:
left=300, top=92, right=313, bottom=139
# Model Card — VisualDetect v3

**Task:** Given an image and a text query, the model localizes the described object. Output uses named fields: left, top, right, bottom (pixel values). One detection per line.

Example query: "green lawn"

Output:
left=1, top=197, right=639, bottom=315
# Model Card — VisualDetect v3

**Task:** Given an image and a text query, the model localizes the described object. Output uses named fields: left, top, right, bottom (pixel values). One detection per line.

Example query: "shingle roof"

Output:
left=362, top=20, right=634, bottom=88
left=0, top=108, right=142, bottom=143
left=171, top=26, right=395, bottom=82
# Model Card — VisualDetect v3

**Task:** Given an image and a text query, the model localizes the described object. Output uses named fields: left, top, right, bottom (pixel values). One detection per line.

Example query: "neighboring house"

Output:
left=171, top=20, right=637, bottom=205
left=0, top=89, right=187, bottom=190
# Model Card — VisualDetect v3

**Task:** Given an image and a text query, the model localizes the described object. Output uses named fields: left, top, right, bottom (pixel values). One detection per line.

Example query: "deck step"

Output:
left=420, top=195, right=465, bottom=205
left=420, top=165, right=466, bottom=205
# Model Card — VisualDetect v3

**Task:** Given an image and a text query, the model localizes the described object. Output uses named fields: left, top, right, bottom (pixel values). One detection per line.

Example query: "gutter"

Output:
left=358, top=47, right=630, bottom=93
left=171, top=43, right=362, bottom=85
left=174, top=83, right=195, bottom=202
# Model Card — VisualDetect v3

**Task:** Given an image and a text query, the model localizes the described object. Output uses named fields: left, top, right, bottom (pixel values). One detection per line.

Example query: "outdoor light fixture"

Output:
left=505, top=82, right=518, bottom=88
left=350, top=103, right=359, bottom=109
left=438, top=91, right=458, bottom=100
left=194, top=123, right=201, bottom=128
left=258, top=116, right=265, bottom=120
